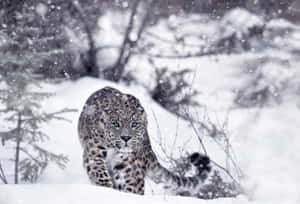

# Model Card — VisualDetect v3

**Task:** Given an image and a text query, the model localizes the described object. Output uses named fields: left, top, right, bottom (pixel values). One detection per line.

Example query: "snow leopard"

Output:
left=78, top=86, right=211, bottom=195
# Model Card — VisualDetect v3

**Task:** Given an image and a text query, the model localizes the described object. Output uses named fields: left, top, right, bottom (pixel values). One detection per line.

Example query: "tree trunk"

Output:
left=69, top=1, right=100, bottom=78
left=14, top=112, right=22, bottom=184
left=106, top=0, right=141, bottom=82
left=85, top=48, right=99, bottom=78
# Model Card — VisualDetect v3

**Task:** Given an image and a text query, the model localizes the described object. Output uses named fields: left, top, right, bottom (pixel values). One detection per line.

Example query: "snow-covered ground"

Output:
left=1, top=184, right=251, bottom=204
left=1, top=70, right=300, bottom=204
left=1, top=9, right=300, bottom=204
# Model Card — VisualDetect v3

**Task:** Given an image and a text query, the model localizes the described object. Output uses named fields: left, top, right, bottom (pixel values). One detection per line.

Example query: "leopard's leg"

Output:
left=83, top=148, right=114, bottom=188
left=112, top=156, right=145, bottom=195
left=131, top=160, right=145, bottom=195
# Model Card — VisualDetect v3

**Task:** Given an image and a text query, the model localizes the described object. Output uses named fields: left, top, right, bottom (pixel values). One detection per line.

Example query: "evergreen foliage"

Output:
left=0, top=70, right=76, bottom=184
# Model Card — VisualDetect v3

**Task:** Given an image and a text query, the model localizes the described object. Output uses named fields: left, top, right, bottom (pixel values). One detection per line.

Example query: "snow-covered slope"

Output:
left=1, top=184, right=251, bottom=204
left=1, top=74, right=299, bottom=204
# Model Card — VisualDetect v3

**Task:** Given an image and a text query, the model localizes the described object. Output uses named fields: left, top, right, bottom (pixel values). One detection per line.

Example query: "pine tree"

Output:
left=0, top=0, right=72, bottom=78
left=0, top=70, right=76, bottom=184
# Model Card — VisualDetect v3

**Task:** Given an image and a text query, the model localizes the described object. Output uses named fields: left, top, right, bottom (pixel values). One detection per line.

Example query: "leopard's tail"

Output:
left=146, top=152, right=211, bottom=194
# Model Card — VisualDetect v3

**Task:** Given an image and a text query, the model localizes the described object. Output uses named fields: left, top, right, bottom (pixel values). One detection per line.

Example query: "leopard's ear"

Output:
left=136, top=104, right=147, bottom=123
left=137, top=104, right=145, bottom=113
left=142, top=111, right=148, bottom=126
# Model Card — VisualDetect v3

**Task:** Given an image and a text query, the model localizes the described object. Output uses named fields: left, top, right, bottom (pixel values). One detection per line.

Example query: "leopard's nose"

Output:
left=120, top=135, right=131, bottom=143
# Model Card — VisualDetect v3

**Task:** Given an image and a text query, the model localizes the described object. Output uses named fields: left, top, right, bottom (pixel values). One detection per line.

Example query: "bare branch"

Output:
left=107, top=0, right=141, bottom=82
left=0, top=161, right=8, bottom=184
left=136, top=47, right=226, bottom=59
left=21, top=108, right=77, bottom=124
left=135, top=0, right=157, bottom=42
left=144, top=31, right=205, bottom=48
left=14, top=112, right=22, bottom=184
left=121, top=0, right=157, bottom=68
left=108, top=0, right=157, bottom=82
left=43, top=108, right=77, bottom=123
left=210, top=160, right=241, bottom=187
left=95, top=45, right=119, bottom=52
left=187, top=114, right=207, bottom=155
left=20, top=147, right=43, bottom=167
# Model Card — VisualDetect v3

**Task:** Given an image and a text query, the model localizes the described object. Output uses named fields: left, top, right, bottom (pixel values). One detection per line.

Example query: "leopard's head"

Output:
left=99, top=87, right=148, bottom=153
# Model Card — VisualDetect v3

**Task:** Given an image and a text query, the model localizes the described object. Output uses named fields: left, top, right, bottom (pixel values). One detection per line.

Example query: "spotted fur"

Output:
left=78, top=87, right=211, bottom=195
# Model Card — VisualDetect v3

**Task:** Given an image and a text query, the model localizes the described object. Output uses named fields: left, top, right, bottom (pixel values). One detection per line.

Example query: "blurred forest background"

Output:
left=1, top=0, right=300, bottom=111
left=0, top=0, right=299, bottom=80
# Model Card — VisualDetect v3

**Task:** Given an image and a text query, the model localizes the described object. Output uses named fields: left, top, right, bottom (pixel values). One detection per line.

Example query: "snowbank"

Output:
left=1, top=76, right=299, bottom=204
left=0, top=184, right=249, bottom=204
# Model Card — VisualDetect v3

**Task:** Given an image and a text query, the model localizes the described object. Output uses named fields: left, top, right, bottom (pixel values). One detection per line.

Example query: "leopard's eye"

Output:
left=112, top=120, right=120, bottom=128
left=131, top=121, right=138, bottom=128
